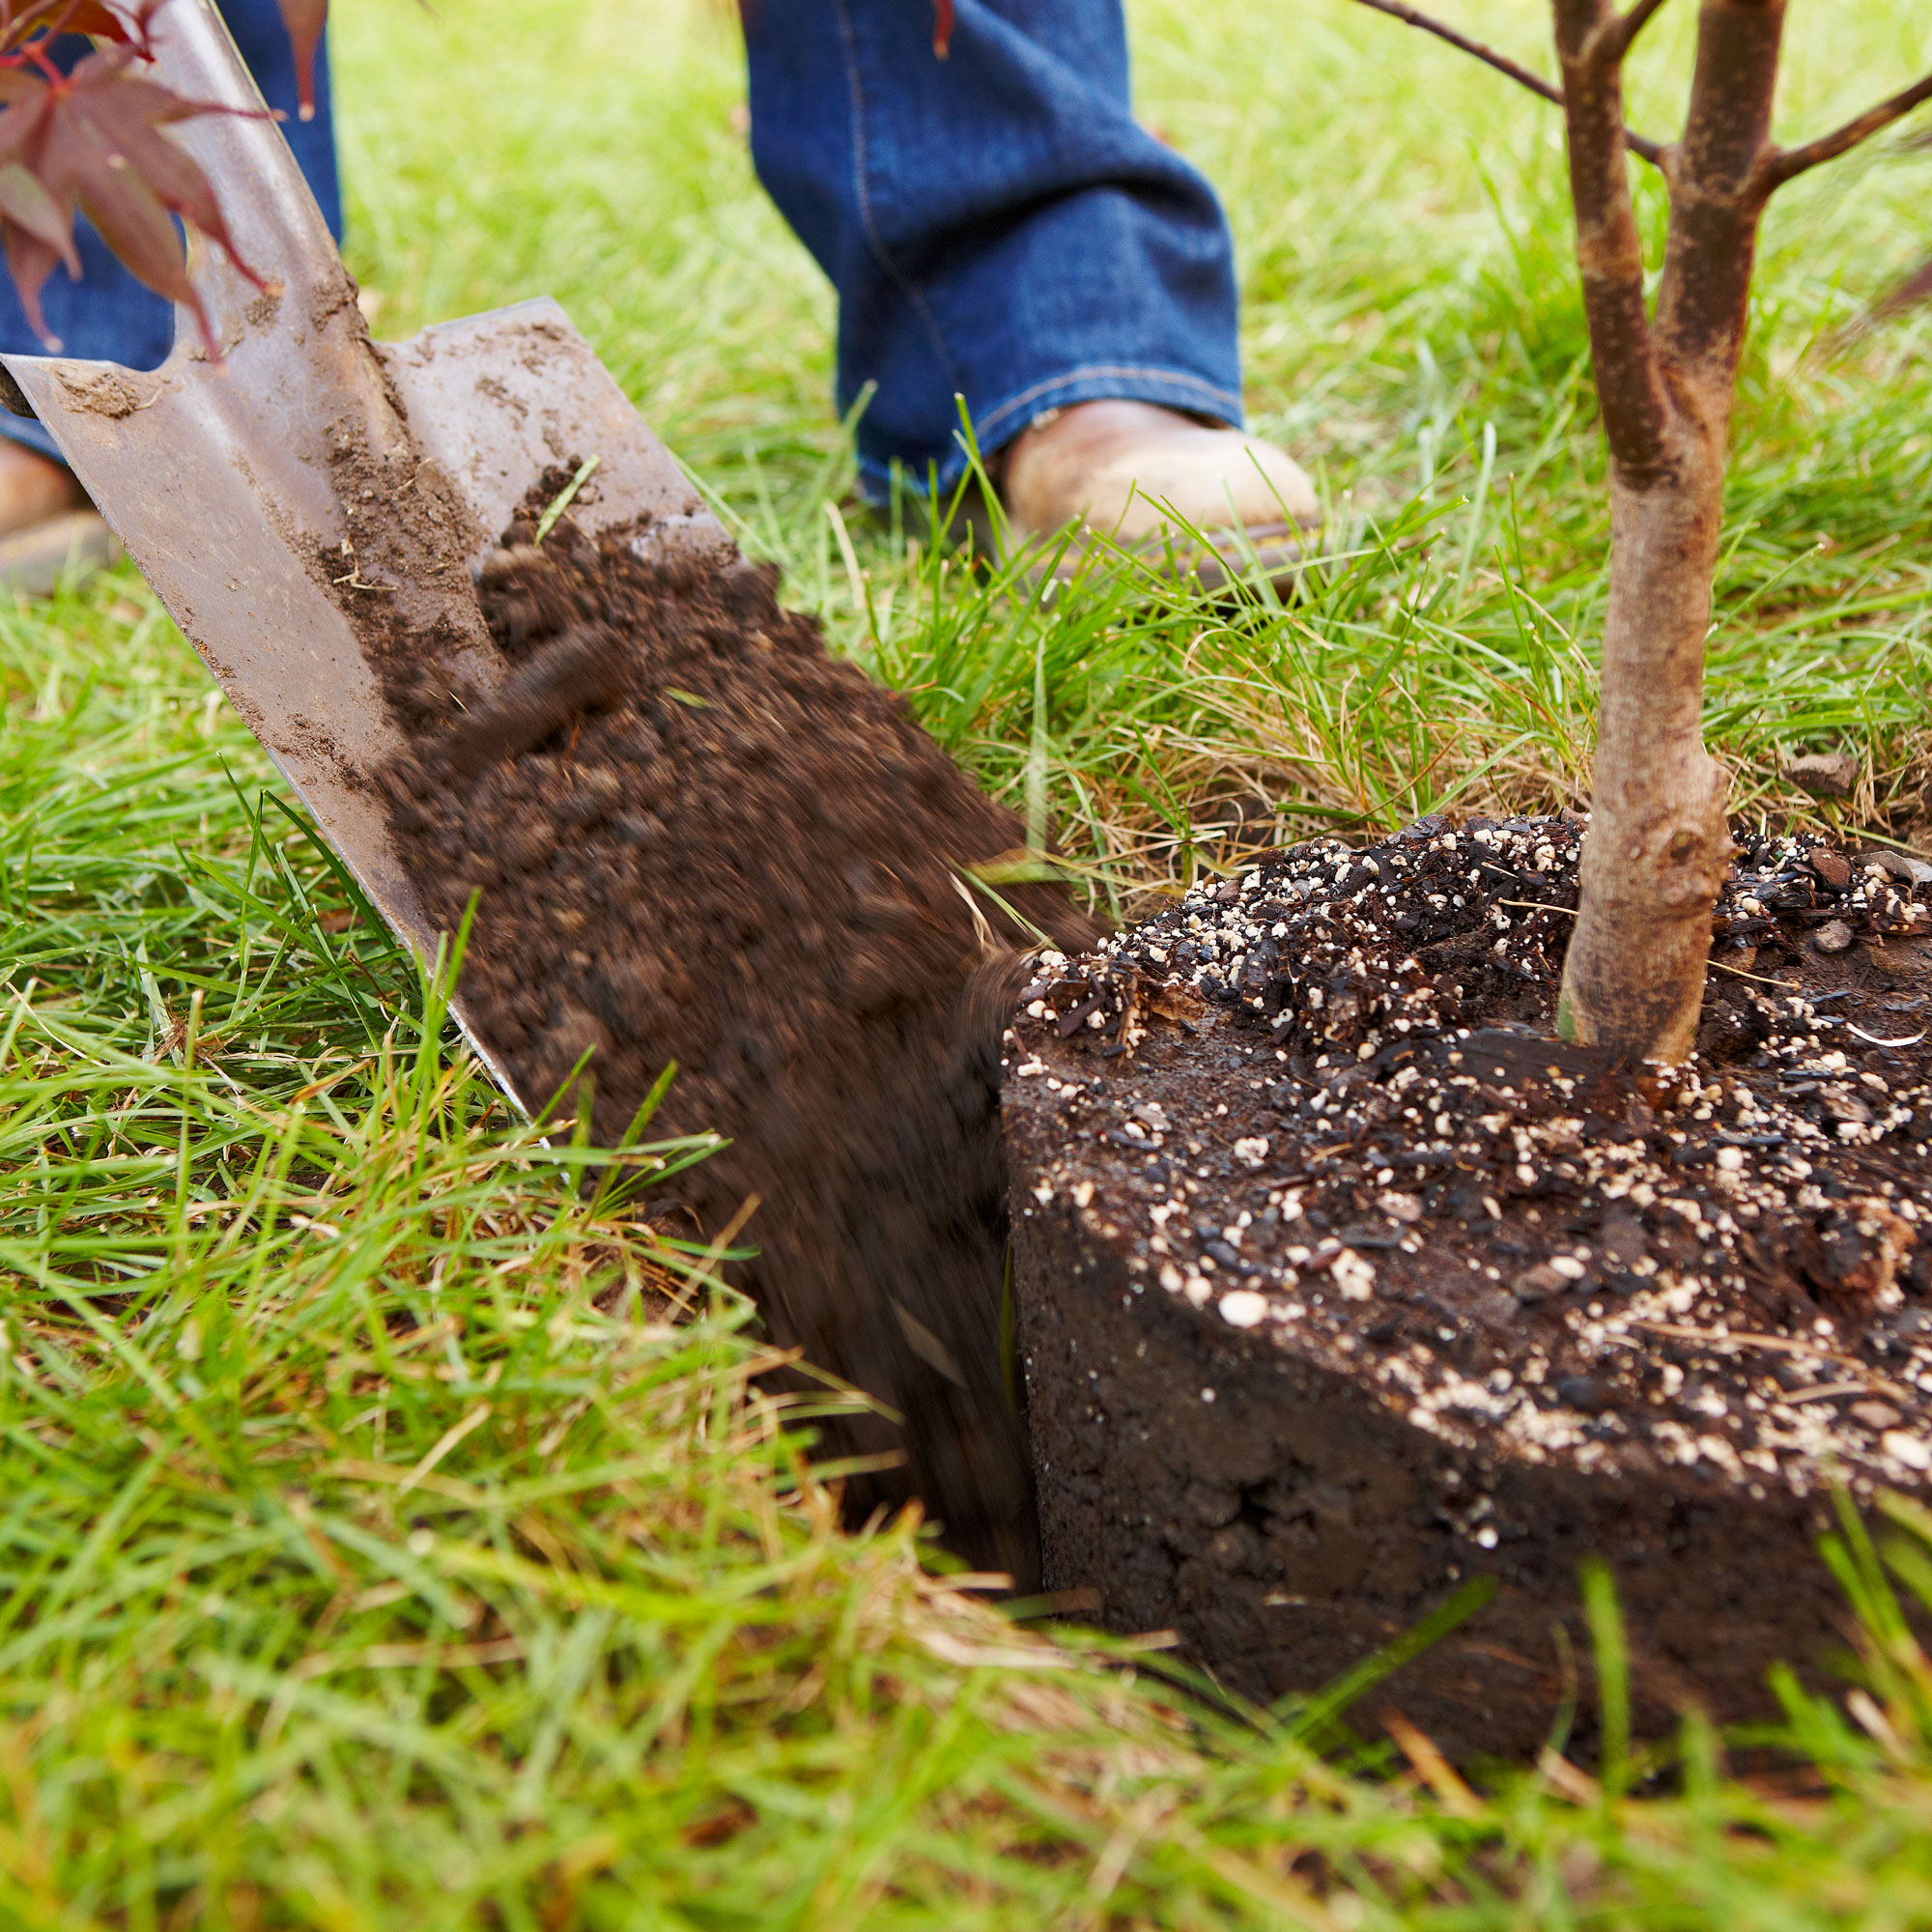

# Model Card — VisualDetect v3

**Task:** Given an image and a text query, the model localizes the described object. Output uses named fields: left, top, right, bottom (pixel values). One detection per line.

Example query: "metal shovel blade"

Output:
left=0, top=0, right=735, bottom=1111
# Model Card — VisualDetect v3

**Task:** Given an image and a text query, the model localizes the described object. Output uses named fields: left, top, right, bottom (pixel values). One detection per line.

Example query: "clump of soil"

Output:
left=1005, top=814, right=1932, bottom=1754
left=331, top=467, right=1097, bottom=1586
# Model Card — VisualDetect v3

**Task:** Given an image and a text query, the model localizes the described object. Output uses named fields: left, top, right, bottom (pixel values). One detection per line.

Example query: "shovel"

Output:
left=0, top=0, right=735, bottom=1112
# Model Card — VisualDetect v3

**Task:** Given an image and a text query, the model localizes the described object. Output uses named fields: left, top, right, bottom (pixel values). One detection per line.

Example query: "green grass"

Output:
left=337, top=0, right=1932, bottom=867
left=10, top=0, right=1932, bottom=1919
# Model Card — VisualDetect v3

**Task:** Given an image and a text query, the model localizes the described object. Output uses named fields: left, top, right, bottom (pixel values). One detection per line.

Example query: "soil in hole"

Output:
left=1006, top=814, right=1932, bottom=1747
left=334, top=469, right=1098, bottom=1586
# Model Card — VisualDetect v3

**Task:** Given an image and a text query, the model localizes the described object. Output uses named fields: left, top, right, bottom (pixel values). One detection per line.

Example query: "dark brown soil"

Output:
left=1005, top=815, right=1932, bottom=1756
left=325, top=460, right=1097, bottom=1586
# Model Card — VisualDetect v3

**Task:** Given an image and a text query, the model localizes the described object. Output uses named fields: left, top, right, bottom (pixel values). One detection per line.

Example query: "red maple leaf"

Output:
left=0, top=42, right=264, bottom=355
left=0, top=1, right=143, bottom=46
left=273, top=0, right=324, bottom=121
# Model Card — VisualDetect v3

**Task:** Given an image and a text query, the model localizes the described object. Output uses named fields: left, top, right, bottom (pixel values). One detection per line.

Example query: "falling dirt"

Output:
left=325, top=460, right=1097, bottom=1587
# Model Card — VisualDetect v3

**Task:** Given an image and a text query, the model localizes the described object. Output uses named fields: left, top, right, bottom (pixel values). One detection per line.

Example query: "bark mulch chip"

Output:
left=327, top=472, right=1097, bottom=1587
left=1005, top=813, right=1932, bottom=1757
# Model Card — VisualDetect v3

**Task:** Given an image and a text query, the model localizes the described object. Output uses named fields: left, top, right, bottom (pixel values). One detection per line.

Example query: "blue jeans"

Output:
left=744, top=0, right=1243, bottom=499
left=0, top=0, right=341, bottom=462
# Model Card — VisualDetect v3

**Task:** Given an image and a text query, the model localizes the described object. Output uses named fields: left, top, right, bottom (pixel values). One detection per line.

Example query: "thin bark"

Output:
left=1760, top=69, right=1932, bottom=187
left=1652, top=0, right=1785, bottom=384
left=1559, top=475, right=1734, bottom=1063
left=1551, top=0, right=1671, bottom=484
left=1355, top=0, right=1863, bottom=1062
left=1346, top=0, right=1663, bottom=165
left=1859, top=252, right=1932, bottom=332
left=1553, top=1, right=1785, bottom=1062
left=1589, top=0, right=1673, bottom=66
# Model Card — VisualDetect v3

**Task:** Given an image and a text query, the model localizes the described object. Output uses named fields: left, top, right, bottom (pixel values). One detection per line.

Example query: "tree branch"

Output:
left=1589, top=0, right=1671, bottom=67
left=1833, top=250, right=1932, bottom=345
left=1760, top=70, right=1932, bottom=189
left=1653, top=0, right=1785, bottom=389
left=1346, top=0, right=1663, bottom=166
left=1552, top=0, right=1672, bottom=483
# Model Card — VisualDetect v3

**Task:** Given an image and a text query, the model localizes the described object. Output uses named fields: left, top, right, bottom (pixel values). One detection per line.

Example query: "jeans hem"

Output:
left=860, top=362, right=1246, bottom=502
left=0, top=412, right=59, bottom=463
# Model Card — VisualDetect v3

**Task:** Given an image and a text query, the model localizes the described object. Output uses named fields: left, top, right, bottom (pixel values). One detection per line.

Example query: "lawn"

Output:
left=6, top=0, right=1932, bottom=1921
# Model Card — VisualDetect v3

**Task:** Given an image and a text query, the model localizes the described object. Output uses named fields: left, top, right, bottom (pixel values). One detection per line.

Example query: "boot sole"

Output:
left=1021, top=519, right=1317, bottom=597
left=895, top=490, right=1320, bottom=598
left=0, top=509, right=121, bottom=597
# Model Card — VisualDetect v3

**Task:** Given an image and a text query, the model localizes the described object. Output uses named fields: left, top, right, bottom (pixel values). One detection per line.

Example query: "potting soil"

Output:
left=1005, top=816, right=1932, bottom=1746
left=346, top=483, right=1097, bottom=1585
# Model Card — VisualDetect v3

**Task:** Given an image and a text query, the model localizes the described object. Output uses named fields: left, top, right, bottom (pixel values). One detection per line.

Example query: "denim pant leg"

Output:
left=0, top=0, right=342, bottom=461
left=743, top=0, right=1242, bottom=499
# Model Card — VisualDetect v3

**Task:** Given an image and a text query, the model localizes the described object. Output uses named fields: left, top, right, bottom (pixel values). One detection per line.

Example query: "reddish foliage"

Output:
left=0, top=34, right=264, bottom=354
left=272, top=0, right=322, bottom=120
left=0, top=1, right=141, bottom=46
left=0, top=0, right=322, bottom=358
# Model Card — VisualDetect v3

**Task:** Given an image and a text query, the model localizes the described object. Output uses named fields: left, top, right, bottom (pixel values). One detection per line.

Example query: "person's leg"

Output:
left=743, top=0, right=1315, bottom=563
left=0, top=0, right=342, bottom=588
left=746, top=0, right=1240, bottom=491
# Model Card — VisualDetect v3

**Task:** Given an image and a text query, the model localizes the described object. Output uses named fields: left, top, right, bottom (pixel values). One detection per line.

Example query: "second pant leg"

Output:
left=744, top=0, right=1243, bottom=498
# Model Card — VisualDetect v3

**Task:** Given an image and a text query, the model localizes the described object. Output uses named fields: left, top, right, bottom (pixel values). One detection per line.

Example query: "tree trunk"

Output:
left=1548, top=0, right=1786, bottom=1064
left=1556, top=454, right=1735, bottom=1063
left=1359, top=0, right=1924, bottom=1062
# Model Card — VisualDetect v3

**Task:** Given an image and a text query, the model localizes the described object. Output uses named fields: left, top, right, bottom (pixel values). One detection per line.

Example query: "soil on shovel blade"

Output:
left=323, top=462, right=1097, bottom=1587
left=1004, top=814, right=1932, bottom=1757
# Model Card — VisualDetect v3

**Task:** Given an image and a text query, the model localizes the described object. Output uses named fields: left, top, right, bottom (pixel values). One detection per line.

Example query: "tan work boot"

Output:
left=0, top=440, right=117, bottom=595
left=1002, top=399, right=1319, bottom=588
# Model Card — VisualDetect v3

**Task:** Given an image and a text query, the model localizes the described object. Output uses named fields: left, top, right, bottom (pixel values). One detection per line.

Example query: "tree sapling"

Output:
left=1353, top=0, right=1932, bottom=1063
